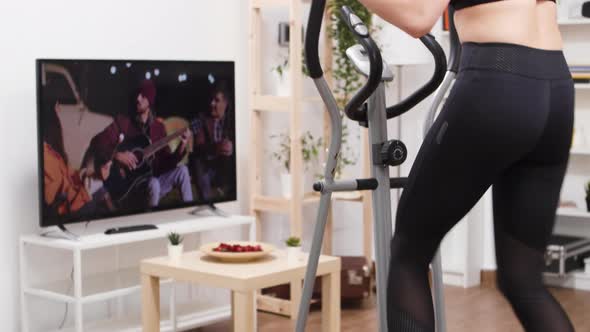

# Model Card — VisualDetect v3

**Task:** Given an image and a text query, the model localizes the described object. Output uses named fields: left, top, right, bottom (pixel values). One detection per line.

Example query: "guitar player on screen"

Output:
left=91, top=79, right=193, bottom=209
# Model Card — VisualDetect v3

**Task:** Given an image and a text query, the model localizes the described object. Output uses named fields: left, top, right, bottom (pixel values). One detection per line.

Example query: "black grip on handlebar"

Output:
left=356, top=178, right=379, bottom=191
left=448, top=6, right=462, bottom=73
left=385, top=34, right=447, bottom=119
left=341, top=6, right=383, bottom=123
left=305, top=0, right=326, bottom=79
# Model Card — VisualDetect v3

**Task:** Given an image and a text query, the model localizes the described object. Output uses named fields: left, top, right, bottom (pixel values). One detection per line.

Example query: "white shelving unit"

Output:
left=558, top=18, right=590, bottom=26
left=550, top=15, right=590, bottom=291
left=20, top=211, right=255, bottom=332
left=48, top=300, right=231, bottom=332
left=571, top=147, right=590, bottom=156
left=557, top=207, right=590, bottom=219
left=544, top=270, right=590, bottom=291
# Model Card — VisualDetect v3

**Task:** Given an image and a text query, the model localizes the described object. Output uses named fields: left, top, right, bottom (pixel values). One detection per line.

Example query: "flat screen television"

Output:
left=37, top=59, right=236, bottom=228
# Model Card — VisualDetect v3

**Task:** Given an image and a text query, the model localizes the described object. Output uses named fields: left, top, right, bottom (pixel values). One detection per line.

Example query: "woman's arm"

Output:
left=359, top=0, right=450, bottom=38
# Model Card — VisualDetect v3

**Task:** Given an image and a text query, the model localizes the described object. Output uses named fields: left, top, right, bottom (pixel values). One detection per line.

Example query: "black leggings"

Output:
left=387, top=42, right=575, bottom=332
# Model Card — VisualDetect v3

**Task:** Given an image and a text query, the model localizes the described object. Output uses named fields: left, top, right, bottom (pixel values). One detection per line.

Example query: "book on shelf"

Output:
left=570, top=66, right=590, bottom=73
left=569, top=65, right=590, bottom=83
left=571, top=67, right=590, bottom=83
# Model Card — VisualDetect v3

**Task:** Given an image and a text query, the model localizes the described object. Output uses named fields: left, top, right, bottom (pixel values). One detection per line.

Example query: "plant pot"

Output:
left=280, top=173, right=304, bottom=198
left=287, top=246, right=302, bottom=264
left=168, top=244, right=184, bottom=262
left=276, top=70, right=291, bottom=96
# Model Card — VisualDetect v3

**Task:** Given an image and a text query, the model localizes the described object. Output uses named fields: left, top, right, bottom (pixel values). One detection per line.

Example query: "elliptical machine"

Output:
left=297, top=2, right=462, bottom=331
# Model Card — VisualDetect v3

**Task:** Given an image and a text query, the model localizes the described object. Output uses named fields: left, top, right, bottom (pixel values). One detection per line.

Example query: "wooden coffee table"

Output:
left=141, top=249, right=341, bottom=331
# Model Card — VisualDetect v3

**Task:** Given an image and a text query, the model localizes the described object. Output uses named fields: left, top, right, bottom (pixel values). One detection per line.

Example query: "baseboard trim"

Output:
left=480, top=270, right=497, bottom=289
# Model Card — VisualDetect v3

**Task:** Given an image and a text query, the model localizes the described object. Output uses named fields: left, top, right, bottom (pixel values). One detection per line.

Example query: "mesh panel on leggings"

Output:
left=495, top=232, right=575, bottom=332
left=459, top=42, right=571, bottom=80
left=388, top=306, right=434, bottom=332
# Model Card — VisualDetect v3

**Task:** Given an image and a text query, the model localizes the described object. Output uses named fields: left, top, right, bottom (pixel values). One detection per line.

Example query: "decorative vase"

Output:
left=287, top=246, right=301, bottom=264
left=276, top=70, right=291, bottom=96
left=168, top=244, right=184, bottom=262
left=280, top=173, right=305, bottom=198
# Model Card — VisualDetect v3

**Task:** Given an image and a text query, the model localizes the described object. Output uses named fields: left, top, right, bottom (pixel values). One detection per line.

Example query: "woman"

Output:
left=43, top=98, right=113, bottom=219
left=358, top=0, right=575, bottom=331
left=43, top=98, right=92, bottom=217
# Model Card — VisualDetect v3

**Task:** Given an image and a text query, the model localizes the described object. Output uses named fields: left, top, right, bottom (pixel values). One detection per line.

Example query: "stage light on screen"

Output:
left=145, top=71, right=152, bottom=79
left=154, top=68, right=160, bottom=76
left=178, top=73, right=187, bottom=82
left=208, top=73, right=215, bottom=84
left=110, top=66, right=117, bottom=75
left=126, top=62, right=132, bottom=68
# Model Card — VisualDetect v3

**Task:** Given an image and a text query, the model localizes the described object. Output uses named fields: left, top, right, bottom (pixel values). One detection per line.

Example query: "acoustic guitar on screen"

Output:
left=104, top=127, right=191, bottom=203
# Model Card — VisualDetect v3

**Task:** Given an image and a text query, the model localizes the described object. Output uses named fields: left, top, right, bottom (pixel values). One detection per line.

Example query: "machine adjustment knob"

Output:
left=380, top=140, right=407, bottom=167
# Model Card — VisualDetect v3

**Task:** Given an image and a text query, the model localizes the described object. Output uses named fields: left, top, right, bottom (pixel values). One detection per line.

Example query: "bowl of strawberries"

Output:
left=200, top=241, right=275, bottom=262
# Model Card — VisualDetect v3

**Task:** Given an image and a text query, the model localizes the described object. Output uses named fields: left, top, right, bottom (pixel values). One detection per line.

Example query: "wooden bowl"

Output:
left=200, top=241, right=275, bottom=262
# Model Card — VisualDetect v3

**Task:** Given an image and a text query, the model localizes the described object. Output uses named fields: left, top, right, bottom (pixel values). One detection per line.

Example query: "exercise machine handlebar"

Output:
left=304, top=1, right=383, bottom=122
left=340, top=6, right=384, bottom=122
left=305, top=0, right=448, bottom=123
left=385, top=34, right=448, bottom=119
left=312, top=177, right=409, bottom=193
left=305, top=0, right=326, bottom=79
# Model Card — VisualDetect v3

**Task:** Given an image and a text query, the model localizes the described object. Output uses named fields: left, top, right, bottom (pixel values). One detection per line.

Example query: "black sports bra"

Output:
left=451, top=0, right=556, bottom=10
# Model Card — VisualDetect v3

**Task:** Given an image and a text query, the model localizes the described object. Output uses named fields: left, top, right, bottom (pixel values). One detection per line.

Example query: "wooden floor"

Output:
left=194, top=286, right=590, bottom=331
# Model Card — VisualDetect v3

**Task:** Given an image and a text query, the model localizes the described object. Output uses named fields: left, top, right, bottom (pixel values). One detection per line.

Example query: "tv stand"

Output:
left=40, top=224, right=80, bottom=241
left=190, top=204, right=229, bottom=218
left=20, top=212, right=256, bottom=332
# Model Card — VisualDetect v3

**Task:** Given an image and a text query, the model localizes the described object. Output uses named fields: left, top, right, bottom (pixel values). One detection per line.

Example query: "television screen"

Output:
left=37, top=59, right=236, bottom=227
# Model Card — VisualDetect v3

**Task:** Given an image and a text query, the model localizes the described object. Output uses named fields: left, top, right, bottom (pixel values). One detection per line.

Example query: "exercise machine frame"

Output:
left=297, top=2, right=462, bottom=332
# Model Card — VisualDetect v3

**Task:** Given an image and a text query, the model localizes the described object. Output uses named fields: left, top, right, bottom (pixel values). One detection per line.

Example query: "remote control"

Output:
left=104, top=224, right=158, bottom=235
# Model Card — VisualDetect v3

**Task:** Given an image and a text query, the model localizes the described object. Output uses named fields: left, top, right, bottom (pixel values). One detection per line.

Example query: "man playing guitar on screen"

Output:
left=91, top=79, right=193, bottom=209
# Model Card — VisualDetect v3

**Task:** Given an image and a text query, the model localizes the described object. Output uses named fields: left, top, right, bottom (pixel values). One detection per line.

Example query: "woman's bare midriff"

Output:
left=453, top=0, right=563, bottom=50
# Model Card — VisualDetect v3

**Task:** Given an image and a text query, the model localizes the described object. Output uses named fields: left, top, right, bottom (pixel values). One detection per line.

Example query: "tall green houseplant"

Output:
left=270, top=1, right=372, bottom=178
left=326, top=0, right=372, bottom=177
left=328, top=0, right=372, bottom=107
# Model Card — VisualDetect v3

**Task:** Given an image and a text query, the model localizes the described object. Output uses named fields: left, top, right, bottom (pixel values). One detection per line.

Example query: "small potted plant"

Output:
left=285, top=236, right=302, bottom=264
left=167, top=232, right=184, bottom=261
left=585, top=180, right=590, bottom=212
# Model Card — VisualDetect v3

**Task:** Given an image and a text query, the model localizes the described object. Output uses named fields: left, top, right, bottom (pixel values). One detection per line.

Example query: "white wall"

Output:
left=0, top=1, right=249, bottom=330
left=3, top=1, right=588, bottom=329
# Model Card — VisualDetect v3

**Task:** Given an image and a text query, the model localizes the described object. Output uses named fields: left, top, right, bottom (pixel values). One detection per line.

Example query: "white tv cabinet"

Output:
left=20, top=209, right=255, bottom=332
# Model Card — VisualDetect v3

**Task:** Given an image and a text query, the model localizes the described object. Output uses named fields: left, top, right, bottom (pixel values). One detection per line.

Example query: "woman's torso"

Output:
left=453, top=0, right=562, bottom=50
